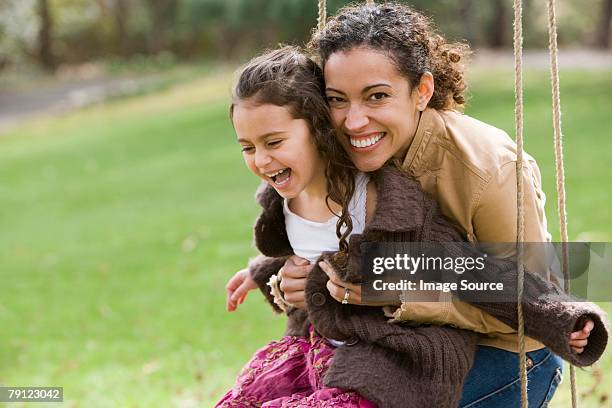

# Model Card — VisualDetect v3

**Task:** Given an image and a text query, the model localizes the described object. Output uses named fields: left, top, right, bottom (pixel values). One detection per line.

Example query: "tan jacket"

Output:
left=387, top=108, right=553, bottom=352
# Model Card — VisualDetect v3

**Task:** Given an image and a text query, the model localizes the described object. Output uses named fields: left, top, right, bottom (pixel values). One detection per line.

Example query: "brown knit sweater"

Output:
left=248, top=164, right=608, bottom=408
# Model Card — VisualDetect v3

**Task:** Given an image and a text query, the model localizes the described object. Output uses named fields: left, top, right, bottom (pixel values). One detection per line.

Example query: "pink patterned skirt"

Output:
left=215, top=325, right=377, bottom=407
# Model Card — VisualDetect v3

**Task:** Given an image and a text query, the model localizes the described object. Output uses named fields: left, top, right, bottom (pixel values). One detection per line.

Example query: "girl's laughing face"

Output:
left=233, top=101, right=325, bottom=199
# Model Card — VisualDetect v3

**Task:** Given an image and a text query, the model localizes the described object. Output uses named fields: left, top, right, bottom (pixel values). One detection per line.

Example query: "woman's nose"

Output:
left=344, top=105, right=369, bottom=132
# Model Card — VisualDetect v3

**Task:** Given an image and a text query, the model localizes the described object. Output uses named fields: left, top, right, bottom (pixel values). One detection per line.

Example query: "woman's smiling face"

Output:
left=324, top=47, right=425, bottom=172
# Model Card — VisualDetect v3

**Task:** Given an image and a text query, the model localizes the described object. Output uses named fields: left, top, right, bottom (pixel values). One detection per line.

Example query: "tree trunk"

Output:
left=38, top=0, right=56, bottom=70
left=459, top=0, right=477, bottom=45
left=596, top=0, right=612, bottom=49
left=114, top=0, right=129, bottom=55
left=145, top=0, right=179, bottom=54
left=488, top=0, right=508, bottom=48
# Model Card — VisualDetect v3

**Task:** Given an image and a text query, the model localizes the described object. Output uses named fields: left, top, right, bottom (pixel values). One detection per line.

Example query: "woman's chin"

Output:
left=350, top=154, right=389, bottom=172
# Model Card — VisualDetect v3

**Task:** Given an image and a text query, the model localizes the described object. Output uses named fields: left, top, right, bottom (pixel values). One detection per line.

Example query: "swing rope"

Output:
left=514, top=0, right=578, bottom=405
left=546, top=0, right=578, bottom=405
left=317, top=0, right=326, bottom=30
left=512, top=0, right=529, bottom=405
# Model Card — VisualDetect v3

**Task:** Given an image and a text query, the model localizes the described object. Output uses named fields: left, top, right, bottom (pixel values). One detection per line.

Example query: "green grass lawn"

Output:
left=0, top=66, right=610, bottom=407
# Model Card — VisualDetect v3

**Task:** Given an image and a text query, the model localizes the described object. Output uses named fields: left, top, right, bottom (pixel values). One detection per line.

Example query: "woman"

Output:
left=270, top=2, right=601, bottom=406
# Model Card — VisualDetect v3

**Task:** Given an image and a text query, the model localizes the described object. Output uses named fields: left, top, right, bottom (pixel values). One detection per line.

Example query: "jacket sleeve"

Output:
left=424, top=215, right=609, bottom=366
left=389, top=294, right=514, bottom=334
left=248, top=254, right=288, bottom=314
left=474, top=259, right=608, bottom=367
left=472, top=159, right=560, bottom=286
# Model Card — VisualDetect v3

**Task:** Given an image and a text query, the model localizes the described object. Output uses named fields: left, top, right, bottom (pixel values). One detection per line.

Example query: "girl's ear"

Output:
left=416, top=72, right=434, bottom=111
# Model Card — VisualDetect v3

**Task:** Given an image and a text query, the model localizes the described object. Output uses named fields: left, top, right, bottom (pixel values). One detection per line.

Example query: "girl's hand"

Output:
left=278, top=255, right=312, bottom=309
left=569, top=318, right=594, bottom=354
left=318, top=260, right=397, bottom=307
left=225, top=268, right=258, bottom=312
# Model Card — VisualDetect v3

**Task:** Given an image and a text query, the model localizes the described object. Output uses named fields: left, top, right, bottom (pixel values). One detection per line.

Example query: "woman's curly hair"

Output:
left=309, top=2, right=471, bottom=110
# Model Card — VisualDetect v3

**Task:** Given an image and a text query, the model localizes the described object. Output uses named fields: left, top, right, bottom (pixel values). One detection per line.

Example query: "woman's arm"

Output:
left=328, top=164, right=608, bottom=366
left=362, top=177, right=521, bottom=338
left=473, top=159, right=561, bottom=285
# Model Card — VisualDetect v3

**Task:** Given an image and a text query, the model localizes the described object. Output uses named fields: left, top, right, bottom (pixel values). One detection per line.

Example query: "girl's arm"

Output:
left=246, top=254, right=288, bottom=313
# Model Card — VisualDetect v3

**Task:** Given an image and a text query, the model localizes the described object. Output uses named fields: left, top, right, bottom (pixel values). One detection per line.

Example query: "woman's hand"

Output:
left=225, top=268, right=258, bottom=312
left=569, top=318, right=594, bottom=354
left=278, top=255, right=312, bottom=309
left=318, top=260, right=400, bottom=307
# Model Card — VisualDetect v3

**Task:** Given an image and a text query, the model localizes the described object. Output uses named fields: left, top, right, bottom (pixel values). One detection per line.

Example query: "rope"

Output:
left=317, top=0, right=326, bottom=30
left=546, top=0, right=578, bottom=406
left=512, top=0, right=529, bottom=405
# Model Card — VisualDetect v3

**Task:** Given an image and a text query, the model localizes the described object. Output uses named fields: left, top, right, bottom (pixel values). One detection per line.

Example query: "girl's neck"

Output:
left=288, top=168, right=341, bottom=222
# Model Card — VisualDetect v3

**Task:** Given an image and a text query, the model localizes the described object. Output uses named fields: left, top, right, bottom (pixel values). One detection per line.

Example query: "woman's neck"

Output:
left=394, top=110, right=423, bottom=160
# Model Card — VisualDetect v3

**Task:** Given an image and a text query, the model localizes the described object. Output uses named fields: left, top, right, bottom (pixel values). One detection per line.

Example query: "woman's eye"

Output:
left=369, top=92, right=389, bottom=101
left=326, top=96, right=345, bottom=104
left=241, top=146, right=254, bottom=153
left=267, top=140, right=282, bottom=148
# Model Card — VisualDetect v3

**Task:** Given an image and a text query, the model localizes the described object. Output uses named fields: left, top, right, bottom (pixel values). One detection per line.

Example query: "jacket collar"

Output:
left=402, top=107, right=442, bottom=174
left=253, top=165, right=427, bottom=257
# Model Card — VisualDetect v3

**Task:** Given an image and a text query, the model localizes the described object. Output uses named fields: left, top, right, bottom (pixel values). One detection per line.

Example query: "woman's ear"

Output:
left=416, top=72, right=434, bottom=111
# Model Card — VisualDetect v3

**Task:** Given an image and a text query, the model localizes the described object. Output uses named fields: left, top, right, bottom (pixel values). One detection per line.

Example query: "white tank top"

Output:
left=283, top=172, right=369, bottom=263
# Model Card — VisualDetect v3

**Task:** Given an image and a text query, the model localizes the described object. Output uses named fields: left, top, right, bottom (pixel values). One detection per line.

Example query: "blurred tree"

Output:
left=597, top=0, right=611, bottom=48
left=112, top=0, right=129, bottom=55
left=144, top=0, right=179, bottom=53
left=458, top=0, right=477, bottom=45
left=487, top=0, right=509, bottom=48
left=37, top=0, right=56, bottom=70
left=0, top=0, right=608, bottom=69
left=0, top=0, right=40, bottom=68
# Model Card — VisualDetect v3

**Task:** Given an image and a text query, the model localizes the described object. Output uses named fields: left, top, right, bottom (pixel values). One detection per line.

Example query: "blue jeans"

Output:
left=459, top=346, right=563, bottom=408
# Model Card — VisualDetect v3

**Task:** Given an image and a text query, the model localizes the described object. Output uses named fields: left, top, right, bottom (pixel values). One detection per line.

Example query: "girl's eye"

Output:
left=267, top=140, right=282, bottom=147
left=369, top=92, right=389, bottom=101
left=241, top=146, right=254, bottom=153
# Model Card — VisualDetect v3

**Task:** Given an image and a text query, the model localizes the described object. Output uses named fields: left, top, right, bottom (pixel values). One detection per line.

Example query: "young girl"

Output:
left=219, top=45, right=382, bottom=407
left=218, top=47, right=607, bottom=408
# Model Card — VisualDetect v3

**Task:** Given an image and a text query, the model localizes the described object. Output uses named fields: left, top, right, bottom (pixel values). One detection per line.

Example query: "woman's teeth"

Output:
left=350, top=133, right=384, bottom=148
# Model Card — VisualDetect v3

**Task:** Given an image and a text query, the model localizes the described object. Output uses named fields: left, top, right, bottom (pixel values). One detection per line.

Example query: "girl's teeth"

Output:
left=350, top=133, right=384, bottom=148
left=267, top=169, right=286, bottom=178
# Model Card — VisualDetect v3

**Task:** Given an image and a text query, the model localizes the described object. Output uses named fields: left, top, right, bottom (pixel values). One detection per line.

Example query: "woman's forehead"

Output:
left=323, top=48, right=407, bottom=92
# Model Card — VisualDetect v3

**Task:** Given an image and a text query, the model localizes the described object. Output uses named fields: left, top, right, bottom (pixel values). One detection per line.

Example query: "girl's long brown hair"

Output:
left=230, top=46, right=357, bottom=252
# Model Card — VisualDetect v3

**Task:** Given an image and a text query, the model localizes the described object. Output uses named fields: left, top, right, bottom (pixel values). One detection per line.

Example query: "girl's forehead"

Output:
left=234, top=101, right=291, bottom=120
left=233, top=102, right=305, bottom=140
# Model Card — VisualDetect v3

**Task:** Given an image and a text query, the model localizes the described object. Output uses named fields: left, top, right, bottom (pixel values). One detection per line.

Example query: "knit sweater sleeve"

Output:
left=305, top=250, right=478, bottom=388
left=425, top=215, right=609, bottom=367
left=248, top=254, right=288, bottom=314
